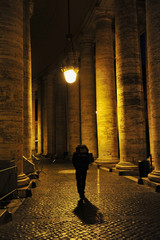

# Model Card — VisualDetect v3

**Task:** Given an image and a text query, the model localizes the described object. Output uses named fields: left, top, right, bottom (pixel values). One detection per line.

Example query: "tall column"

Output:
left=42, top=75, right=48, bottom=154
left=23, top=0, right=33, bottom=159
left=95, top=8, right=118, bottom=163
left=41, top=72, right=56, bottom=156
left=56, top=72, right=67, bottom=158
left=67, top=76, right=81, bottom=158
left=46, top=72, right=56, bottom=156
left=32, top=82, right=36, bottom=153
left=0, top=0, right=29, bottom=187
left=80, top=34, right=97, bottom=157
left=146, top=0, right=160, bottom=182
left=37, top=78, right=42, bottom=154
left=115, top=0, right=146, bottom=170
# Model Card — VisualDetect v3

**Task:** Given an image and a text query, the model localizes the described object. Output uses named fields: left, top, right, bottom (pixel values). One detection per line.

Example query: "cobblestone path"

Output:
left=0, top=161, right=160, bottom=239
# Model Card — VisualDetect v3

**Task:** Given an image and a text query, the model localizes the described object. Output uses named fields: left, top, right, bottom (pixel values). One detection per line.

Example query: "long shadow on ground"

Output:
left=73, top=198, right=104, bottom=225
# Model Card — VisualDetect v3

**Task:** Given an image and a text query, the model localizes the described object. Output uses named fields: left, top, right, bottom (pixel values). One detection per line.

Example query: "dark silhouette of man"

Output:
left=72, top=145, right=93, bottom=200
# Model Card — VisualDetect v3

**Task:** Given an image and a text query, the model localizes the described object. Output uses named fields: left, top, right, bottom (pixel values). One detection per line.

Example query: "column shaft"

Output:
left=56, top=72, right=67, bottom=158
left=146, top=0, right=160, bottom=182
left=67, top=78, right=81, bottom=158
left=46, top=72, right=56, bottom=155
left=115, top=0, right=146, bottom=169
left=32, top=84, right=36, bottom=152
left=0, top=0, right=23, bottom=171
left=0, top=0, right=29, bottom=187
left=95, top=9, right=118, bottom=163
left=42, top=76, right=48, bottom=154
left=37, top=78, right=42, bottom=154
left=41, top=72, right=56, bottom=156
left=80, top=35, right=97, bottom=157
left=23, top=0, right=33, bottom=159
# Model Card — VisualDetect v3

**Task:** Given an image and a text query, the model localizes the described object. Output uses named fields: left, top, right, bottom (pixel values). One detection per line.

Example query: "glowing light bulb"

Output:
left=64, top=69, right=77, bottom=83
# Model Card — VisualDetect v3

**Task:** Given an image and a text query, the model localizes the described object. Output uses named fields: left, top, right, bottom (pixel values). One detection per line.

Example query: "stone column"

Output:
left=67, top=76, right=81, bottom=158
left=32, top=82, right=36, bottom=153
left=0, top=0, right=29, bottom=187
left=37, top=78, right=42, bottom=154
left=42, top=75, right=48, bottom=155
left=41, top=72, right=56, bottom=156
left=46, top=72, right=56, bottom=156
left=146, top=0, right=160, bottom=182
left=56, top=72, right=67, bottom=158
left=79, top=34, right=97, bottom=157
left=23, top=0, right=33, bottom=159
left=115, top=0, right=146, bottom=170
left=95, top=8, right=118, bottom=163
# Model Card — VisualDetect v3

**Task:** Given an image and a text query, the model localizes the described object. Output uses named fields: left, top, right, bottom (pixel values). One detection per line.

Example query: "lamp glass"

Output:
left=64, top=69, right=77, bottom=83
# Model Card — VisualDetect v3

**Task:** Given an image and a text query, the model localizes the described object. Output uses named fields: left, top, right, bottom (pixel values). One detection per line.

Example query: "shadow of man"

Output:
left=73, top=198, right=104, bottom=225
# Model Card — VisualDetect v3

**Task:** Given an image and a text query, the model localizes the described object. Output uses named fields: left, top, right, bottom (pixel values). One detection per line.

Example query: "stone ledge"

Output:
left=0, top=179, right=36, bottom=225
left=138, top=177, right=160, bottom=193
left=112, top=168, right=139, bottom=176
left=95, top=163, right=160, bottom=193
left=0, top=198, right=26, bottom=225
left=93, top=162, right=115, bottom=171
left=99, top=166, right=113, bottom=172
left=94, top=163, right=139, bottom=176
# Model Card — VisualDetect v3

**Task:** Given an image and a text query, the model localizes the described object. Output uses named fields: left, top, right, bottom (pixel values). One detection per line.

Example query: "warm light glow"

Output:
left=64, top=69, right=77, bottom=83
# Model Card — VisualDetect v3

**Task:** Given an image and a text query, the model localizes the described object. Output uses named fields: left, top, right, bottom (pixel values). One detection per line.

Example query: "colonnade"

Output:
left=0, top=0, right=160, bottom=186
left=35, top=0, right=160, bottom=184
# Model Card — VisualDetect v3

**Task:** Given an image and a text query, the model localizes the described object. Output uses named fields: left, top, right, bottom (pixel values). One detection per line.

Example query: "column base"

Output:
left=95, top=158, right=119, bottom=169
left=148, top=170, right=160, bottom=183
left=17, top=173, right=30, bottom=188
left=95, top=158, right=119, bottom=164
left=116, top=161, right=138, bottom=170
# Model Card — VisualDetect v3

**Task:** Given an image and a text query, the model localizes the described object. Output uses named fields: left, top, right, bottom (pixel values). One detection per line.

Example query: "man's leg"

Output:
left=76, top=170, right=82, bottom=197
left=81, top=170, right=87, bottom=198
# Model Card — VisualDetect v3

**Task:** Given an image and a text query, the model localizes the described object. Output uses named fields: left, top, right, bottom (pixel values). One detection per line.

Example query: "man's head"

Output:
left=76, top=145, right=88, bottom=153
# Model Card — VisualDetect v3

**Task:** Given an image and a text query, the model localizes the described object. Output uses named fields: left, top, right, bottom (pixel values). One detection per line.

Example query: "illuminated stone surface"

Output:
left=23, top=0, right=33, bottom=159
left=67, top=78, right=81, bottom=158
left=1, top=162, right=160, bottom=238
left=115, top=0, right=146, bottom=169
left=146, top=0, right=160, bottom=182
left=56, top=73, right=67, bottom=157
left=0, top=0, right=29, bottom=189
left=95, top=8, right=118, bottom=163
left=80, top=34, right=97, bottom=158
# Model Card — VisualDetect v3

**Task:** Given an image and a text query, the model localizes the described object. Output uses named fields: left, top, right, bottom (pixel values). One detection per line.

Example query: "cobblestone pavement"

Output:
left=1, top=161, right=160, bottom=239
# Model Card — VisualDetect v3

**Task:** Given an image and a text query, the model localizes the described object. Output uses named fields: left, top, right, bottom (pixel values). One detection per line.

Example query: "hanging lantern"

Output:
left=61, top=0, right=79, bottom=83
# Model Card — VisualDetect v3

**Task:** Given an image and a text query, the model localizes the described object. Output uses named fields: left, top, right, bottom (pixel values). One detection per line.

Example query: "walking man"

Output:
left=72, top=145, right=93, bottom=200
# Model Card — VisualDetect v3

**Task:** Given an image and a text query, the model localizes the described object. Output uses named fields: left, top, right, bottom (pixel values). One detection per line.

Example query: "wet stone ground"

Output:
left=0, top=160, right=160, bottom=239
